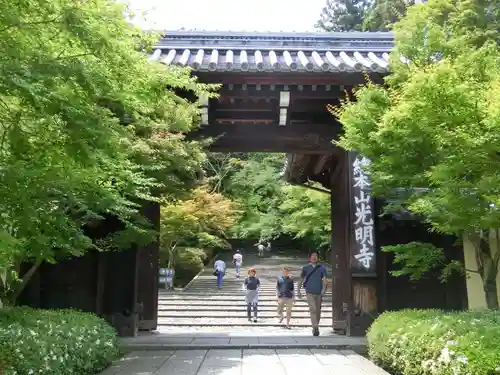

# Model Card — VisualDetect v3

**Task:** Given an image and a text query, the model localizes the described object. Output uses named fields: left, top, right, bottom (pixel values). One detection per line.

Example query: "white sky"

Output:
left=127, top=0, right=327, bottom=32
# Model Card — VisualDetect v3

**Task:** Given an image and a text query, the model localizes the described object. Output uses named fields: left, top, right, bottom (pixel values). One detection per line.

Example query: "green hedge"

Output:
left=0, top=307, right=120, bottom=375
left=367, top=309, right=500, bottom=375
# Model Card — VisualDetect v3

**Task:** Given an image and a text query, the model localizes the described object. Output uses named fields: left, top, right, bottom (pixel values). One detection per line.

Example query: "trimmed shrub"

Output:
left=367, top=309, right=500, bottom=375
left=160, top=247, right=220, bottom=287
left=174, top=247, right=207, bottom=286
left=0, top=307, right=120, bottom=375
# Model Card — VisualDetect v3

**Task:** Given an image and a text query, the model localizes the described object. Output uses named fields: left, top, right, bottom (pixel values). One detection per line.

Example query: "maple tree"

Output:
left=0, top=0, right=211, bottom=304
left=335, top=0, right=500, bottom=308
left=160, top=186, right=240, bottom=271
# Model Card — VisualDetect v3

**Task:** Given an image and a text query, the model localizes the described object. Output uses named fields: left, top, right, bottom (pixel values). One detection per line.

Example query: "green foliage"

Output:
left=227, top=153, right=285, bottom=241
left=315, top=0, right=412, bottom=32
left=367, top=309, right=500, bottom=375
left=217, top=153, right=331, bottom=249
left=160, top=185, right=239, bottom=251
left=0, top=307, right=120, bottom=375
left=161, top=247, right=210, bottom=287
left=382, top=241, right=446, bottom=280
left=334, top=0, right=500, bottom=308
left=316, top=0, right=369, bottom=31
left=204, top=153, right=249, bottom=194
left=160, top=185, right=239, bottom=283
left=363, top=0, right=413, bottom=31
left=280, top=184, right=331, bottom=248
left=0, top=0, right=210, bottom=299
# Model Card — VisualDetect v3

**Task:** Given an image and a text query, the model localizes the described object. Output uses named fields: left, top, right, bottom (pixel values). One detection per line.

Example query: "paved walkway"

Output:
left=96, top=250, right=390, bottom=374
left=99, top=349, right=389, bottom=375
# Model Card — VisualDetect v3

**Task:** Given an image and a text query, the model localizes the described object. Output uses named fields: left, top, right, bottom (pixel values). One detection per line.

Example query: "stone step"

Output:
left=158, top=311, right=331, bottom=318
left=157, top=305, right=333, bottom=312
left=158, top=317, right=333, bottom=327
left=178, top=292, right=327, bottom=297
left=158, top=295, right=332, bottom=302
left=184, top=285, right=306, bottom=294
left=157, top=300, right=331, bottom=306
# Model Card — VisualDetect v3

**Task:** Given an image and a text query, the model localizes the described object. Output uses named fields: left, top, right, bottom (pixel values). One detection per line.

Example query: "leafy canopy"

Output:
left=336, top=0, right=500, bottom=236
left=316, top=0, right=413, bottom=32
left=334, top=0, right=500, bottom=305
left=0, top=0, right=210, bottom=271
left=221, top=153, right=331, bottom=248
left=160, top=185, right=240, bottom=251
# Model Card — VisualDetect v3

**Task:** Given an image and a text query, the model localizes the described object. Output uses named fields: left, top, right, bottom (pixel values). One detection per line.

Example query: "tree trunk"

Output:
left=11, top=260, right=42, bottom=304
left=483, top=258, right=499, bottom=309
left=470, top=231, right=500, bottom=310
left=167, top=243, right=177, bottom=286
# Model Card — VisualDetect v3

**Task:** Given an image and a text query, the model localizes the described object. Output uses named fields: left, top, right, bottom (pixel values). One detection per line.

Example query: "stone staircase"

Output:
left=157, top=250, right=334, bottom=331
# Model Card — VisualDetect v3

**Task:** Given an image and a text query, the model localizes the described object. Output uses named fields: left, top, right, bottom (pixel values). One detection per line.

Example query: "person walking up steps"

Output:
left=298, top=251, right=328, bottom=336
left=256, top=242, right=265, bottom=257
left=243, top=268, right=260, bottom=322
left=232, top=249, right=243, bottom=278
left=276, top=267, right=294, bottom=329
left=213, top=259, right=226, bottom=289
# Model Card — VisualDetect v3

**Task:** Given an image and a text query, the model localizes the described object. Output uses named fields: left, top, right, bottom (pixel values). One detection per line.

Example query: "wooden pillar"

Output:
left=347, top=152, right=378, bottom=336
left=102, top=247, right=140, bottom=337
left=137, top=201, right=160, bottom=331
left=330, top=149, right=351, bottom=335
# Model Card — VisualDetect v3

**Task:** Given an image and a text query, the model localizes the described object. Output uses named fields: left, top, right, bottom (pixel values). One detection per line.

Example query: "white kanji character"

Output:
left=353, top=173, right=371, bottom=190
left=354, top=191, right=371, bottom=205
left=352, top=156, right=371, bottom=177
left=354, top=244, right=374, bottom=269
left=355, top=225, right=374, bottom=246
left=354, top=203, right=373, bottom=226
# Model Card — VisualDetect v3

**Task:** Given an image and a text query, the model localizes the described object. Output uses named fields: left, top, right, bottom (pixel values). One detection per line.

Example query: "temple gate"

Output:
left=150, top=30, right=392, bottom=334
left=18, top=31, right=467, bottom=337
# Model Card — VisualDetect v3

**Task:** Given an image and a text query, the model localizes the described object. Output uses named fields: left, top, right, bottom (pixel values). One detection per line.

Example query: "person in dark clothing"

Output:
left=298, top=251, right=328, bottom=337
left=276, top=267, right=294, bottom=329
left=244, top=268, right=260, bottom=322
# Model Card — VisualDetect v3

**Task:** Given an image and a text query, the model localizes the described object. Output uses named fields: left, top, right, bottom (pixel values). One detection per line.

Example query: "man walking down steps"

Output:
left=298, top=251, right=328, bottom=337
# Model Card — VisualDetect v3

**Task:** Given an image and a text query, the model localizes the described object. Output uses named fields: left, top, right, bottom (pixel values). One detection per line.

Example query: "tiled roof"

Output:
left=149, top=31, right=394, bottom=73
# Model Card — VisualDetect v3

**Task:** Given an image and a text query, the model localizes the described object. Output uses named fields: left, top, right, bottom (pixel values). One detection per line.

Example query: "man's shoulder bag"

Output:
left=303, top=264, right=322, bottom=288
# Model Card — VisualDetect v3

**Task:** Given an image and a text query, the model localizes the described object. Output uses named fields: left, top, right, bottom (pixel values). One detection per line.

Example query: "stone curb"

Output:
left=120, top=343, right=367, bottom=352
left=179, top=251, right=222, bottom=292
left=157, top=323, right=333, bottom=327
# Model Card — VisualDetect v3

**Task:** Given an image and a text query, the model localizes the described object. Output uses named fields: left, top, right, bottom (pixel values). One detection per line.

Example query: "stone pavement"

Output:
left=119, top=331, right=367, bottom=351
left=158, top=250, right=334, bottom=330
left=99, top=349, right=390, bottom=375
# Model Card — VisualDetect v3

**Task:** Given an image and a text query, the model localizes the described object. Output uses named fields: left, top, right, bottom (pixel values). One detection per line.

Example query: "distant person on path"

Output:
left=297, top=251, right=328, bottom=336
left=233, top=250, right=243, bottom=278
left=213, top=259, right=226, bottom=289
left=256, top=242, right=265, bottom=257
left=244, top=268, right=260, bottom=322
left=276, top=267, right=294, bottom=329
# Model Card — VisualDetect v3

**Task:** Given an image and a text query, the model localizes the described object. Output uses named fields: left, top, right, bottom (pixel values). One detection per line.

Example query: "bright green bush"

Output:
left=0, top=307, right=120, bottom=375
left=367, top=309, right=500, bottom=375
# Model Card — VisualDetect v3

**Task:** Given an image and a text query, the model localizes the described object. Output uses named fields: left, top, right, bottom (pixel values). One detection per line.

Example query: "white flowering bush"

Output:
left=367, top=309, right=500, bottom=375
left=0, top=307, right=120, bottom=375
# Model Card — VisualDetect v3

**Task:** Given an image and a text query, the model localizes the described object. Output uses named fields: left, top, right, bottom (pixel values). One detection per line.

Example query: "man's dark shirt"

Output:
left=277, top=276, right=294, bottom=299
left=300, top=263, right=327, bottom=295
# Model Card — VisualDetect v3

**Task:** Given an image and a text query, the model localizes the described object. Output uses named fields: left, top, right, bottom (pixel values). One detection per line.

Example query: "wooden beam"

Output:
left=216, top=85, right=343, bottom=100
left=314, top=154, right=331, bottom=175
left=190, top=122, right=341, bottom=141
left=198, top=72, right=385, bottom=86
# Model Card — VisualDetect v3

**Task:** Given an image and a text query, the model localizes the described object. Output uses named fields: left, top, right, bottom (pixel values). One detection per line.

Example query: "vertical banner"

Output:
left=349, top=152, right=376, bottom=274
